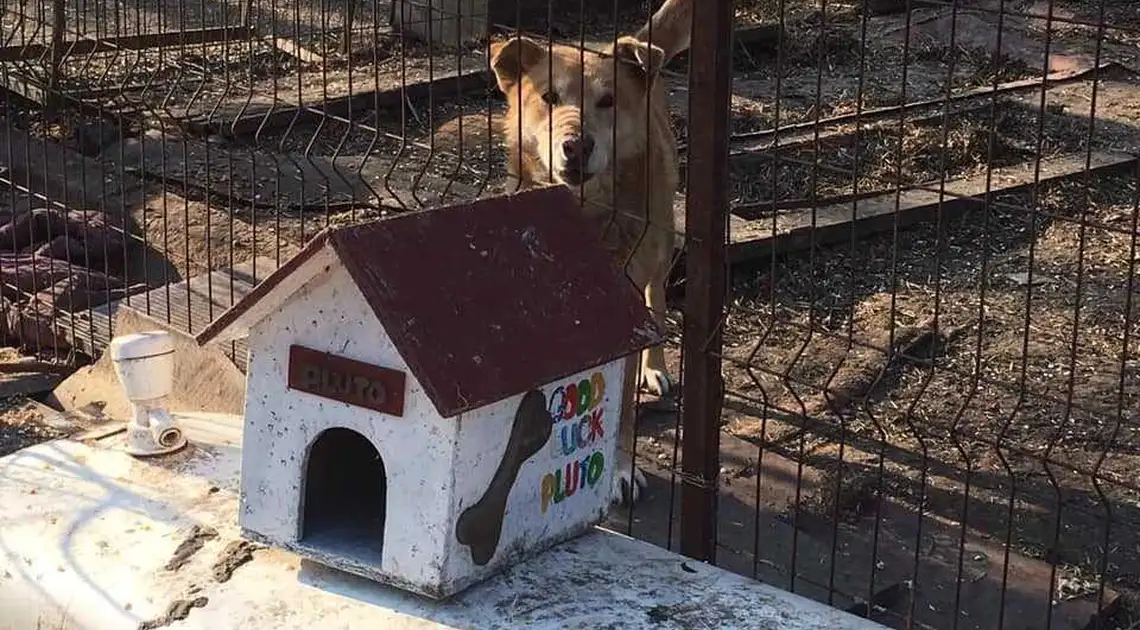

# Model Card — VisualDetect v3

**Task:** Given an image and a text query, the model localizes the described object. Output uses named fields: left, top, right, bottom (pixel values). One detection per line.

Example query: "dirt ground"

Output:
left=646, top=0, right=1139, bottom=624
left=0, top=0, right=1137, bottom=627
left=0, top=347, right=67, bottom=457
left=715, top=161, right=1139, bottom=582
left=0, top=396, right=64, bottom=456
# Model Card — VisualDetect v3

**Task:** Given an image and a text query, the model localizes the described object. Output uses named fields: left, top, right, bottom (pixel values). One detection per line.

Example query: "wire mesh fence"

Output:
left=0, top=0, right=1137, bottom=628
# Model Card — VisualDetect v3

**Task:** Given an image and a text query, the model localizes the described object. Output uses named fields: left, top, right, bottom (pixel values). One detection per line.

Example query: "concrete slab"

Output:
left=0, top=412, right=889, bottom=630
left=49, top=307, right=248, bottom=423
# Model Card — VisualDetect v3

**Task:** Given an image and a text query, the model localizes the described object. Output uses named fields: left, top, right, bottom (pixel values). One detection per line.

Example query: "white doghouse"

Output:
left=196, top=186, right=664, bottom=598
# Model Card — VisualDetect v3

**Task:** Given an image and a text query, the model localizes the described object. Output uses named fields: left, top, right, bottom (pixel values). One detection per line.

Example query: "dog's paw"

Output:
left=611, top=452, right=649, bottom=505
left=640, top=366, right=676, bottom=398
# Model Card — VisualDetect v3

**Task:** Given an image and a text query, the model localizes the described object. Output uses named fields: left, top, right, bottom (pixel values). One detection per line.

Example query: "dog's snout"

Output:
left=561, top=135, right=596, bottom=162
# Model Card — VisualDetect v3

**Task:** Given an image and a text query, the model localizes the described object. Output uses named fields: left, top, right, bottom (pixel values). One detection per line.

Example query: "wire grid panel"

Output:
left=697, top=1, right=1140, bottom=629
left=0, top=0, right=1137, bottom=629
left=0, top=0, right=699, bottom=557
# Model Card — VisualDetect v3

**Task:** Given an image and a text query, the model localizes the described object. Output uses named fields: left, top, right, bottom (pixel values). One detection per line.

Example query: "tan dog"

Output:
left=487, top=0, right=693, bottom=505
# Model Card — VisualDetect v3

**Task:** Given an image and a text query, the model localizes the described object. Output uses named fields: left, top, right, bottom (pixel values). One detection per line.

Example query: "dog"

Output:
left=487, top=0, right=693, bottom=505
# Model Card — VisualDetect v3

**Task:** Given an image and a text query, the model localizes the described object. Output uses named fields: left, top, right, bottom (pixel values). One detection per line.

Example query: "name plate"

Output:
left=287, top=344, right=406, bottom=416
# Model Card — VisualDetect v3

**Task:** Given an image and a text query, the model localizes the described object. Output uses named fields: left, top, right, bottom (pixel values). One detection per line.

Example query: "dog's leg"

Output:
left=639, top=273, right=675, bottom=397
left=613, top=354, right=648, bottom=505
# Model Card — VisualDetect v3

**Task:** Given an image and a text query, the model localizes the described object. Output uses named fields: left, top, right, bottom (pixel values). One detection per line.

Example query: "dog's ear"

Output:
left=489, top=36, right=546, bottom=93
left=612, top=35, right=666, bottom=82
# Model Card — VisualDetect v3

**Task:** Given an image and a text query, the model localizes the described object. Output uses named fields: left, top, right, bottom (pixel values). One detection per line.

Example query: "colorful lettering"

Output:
left=590, top=372, right=605, bottom=409
left=539, top=449, right=607, bottom=514
left=547, top=386, right=567, bottom=424
left=538, top=371, right=611, bottom=515
left=563, top=383, right=578, bottom=419
left=587, top=451, right=604, bottom=486
left=541, top=474, right=557, bottom=513
left=587, top=408, right=604, bottom=441
left=577, top=379, right=592, bottom=413
left=553, top=468, right=565, bottom=503
left=576, top=420, right=590, bottom=449
left=563, top=462, right=579, bottom=498
left=560, top=424, right=577, bottom=455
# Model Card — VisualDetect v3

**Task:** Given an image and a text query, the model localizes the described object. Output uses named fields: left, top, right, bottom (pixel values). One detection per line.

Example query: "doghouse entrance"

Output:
left=301, top=428, right=387, bottom=563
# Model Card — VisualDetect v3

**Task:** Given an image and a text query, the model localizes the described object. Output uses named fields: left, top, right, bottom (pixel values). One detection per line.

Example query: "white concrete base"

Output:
left=123, top=435, right=188, bottom=458
left=0, top=412, right=889, bottom=630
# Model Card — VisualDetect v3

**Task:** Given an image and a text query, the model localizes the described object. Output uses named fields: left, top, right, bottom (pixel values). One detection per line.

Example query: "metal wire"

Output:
left=0, top=0, right=1135, bottom=627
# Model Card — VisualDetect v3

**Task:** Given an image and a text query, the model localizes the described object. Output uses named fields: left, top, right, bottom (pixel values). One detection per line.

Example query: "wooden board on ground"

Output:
left=188, top=69, right=492, bottom=138
left=173, top=58, right=488, bottom=135
left=122, top=132, right=482, bottom=211
left=58, top=257, right=278, bottom=367
left=715, top=63, right=1121, bottom=158
left=0, top=125, right=147, bottom=220
left=638, top=154, right=1133, bottom=263
left=724, top=151, right=1139, bottom=263
left=0, top=26, right=256, bottom=63
left=393, top=1, right=489, bottom=54
left=0, top=371, right=62, bottom=398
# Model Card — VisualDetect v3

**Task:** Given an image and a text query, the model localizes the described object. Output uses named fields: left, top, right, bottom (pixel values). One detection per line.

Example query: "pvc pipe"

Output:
left=149, top=411, right=184, bottom=449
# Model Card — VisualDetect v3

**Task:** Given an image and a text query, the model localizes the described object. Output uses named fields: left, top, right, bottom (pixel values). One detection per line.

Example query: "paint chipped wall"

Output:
left=444, top=358, right=625, bottom=589
left=238, top=265, right=456, bottom=590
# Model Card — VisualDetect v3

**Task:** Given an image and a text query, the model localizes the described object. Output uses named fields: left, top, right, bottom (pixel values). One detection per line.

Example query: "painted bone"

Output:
left=455, top=389, right=552, bottom=566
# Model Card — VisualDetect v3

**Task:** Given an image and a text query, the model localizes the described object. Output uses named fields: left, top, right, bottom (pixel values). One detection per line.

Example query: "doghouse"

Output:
left=195, top=186, right=664, bottom=599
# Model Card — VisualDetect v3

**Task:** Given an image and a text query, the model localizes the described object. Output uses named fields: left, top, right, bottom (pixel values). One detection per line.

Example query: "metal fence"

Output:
left=1, top=0, right=1137, bottom=628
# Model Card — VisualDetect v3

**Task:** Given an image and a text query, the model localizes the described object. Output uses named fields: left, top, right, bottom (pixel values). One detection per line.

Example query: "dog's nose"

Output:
left=561, top=135, right=595, bottom=162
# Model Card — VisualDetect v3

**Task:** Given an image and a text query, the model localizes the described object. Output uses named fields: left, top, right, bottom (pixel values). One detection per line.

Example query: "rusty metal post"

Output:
left=240, top=0, right=255, bottom=29
left=341, top=0, right=355, bottom=54
left=679, top=0, right=734, bottom=562
left=47, top=0, right=66, bottom=111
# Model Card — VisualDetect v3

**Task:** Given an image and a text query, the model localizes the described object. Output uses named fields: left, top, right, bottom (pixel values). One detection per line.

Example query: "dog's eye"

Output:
left=542, top=91, right=560, bottom=105
left=596, top=94, right=615, bottom=108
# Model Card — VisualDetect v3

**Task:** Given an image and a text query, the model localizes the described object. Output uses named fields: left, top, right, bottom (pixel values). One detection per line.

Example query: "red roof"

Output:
left=196, top=185, right=665, bottom=417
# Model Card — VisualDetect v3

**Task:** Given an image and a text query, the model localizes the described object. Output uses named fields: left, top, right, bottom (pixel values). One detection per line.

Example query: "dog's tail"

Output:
left=633, top=0, right=694, bottom=66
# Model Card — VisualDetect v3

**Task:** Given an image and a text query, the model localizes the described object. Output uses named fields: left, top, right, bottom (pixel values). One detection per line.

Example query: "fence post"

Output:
left=47, top=0, right=66, bottom=112
left=679, top=0, right=733, bottom=563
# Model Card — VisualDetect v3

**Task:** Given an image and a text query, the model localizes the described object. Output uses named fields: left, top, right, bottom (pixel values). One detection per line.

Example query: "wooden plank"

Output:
left=124, top=137, right=385, bottom=210
left=73, top=423, right=126, bottom=441
left=126, top=256, right=279, bottom=334
left=186, top=262, right=277, bottom=306
left=392, top=0, right=489, bottom=46
left=55, top=258, right=277, bottom=368
left=713, top=63, right=1121, bottom=157
left=0, top=360, right=70, bottom=375
left=24, top=399, right=84, bottom=433
left=124, top=133, right=482, bottom=210
left=187, top=69, right=493, bottom=138
left=0, top=26, right=257, bottom=62
left=0, top=64, right=52, bottom=108
left=672, top=192, right=750, bottom=242
left=674, top=62, right=1123, bottom=161
left=0, top=371, right=62, bottom=398
left=0, top=124, right=147, bottom=220
left=266, top=36, right=324, bottom=64
left=724, top=151, right=1138, bottom=263
left=56, top=304, right=116, bottom=360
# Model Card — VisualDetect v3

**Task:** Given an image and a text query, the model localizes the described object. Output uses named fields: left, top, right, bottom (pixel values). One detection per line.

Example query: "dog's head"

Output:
left=489, top=35, right=666, bottom=187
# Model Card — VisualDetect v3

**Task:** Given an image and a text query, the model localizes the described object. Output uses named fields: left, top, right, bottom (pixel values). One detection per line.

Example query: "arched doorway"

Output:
left=300, top=427, right=387, bottom=563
